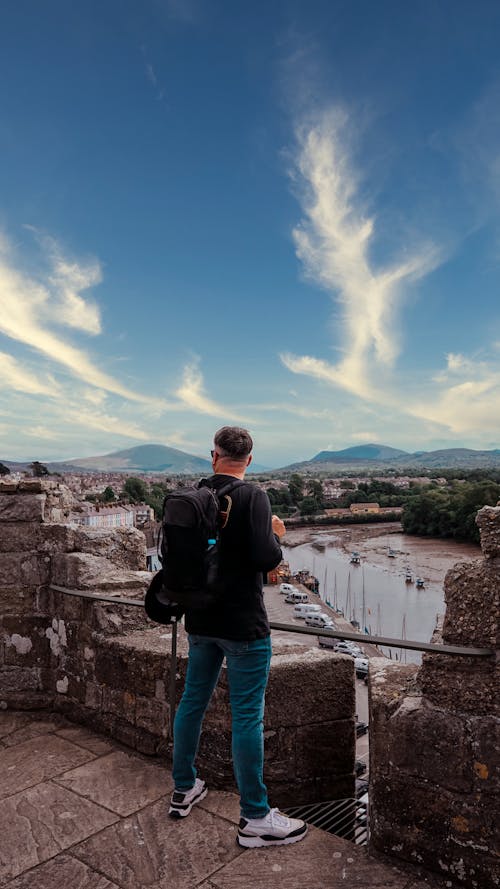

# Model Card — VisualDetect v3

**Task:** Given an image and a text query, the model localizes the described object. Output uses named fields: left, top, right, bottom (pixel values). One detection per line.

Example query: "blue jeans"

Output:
left=172, top=634, right=272, bottom=819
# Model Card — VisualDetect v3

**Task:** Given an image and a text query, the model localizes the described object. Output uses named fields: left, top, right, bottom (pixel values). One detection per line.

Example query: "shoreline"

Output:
left=283, top=521, right=480, bottom=585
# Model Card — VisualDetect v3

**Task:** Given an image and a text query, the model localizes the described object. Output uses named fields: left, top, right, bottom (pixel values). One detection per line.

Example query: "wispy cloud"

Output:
left=409, top=351, right=500, bottom=435
left=284, top=108, right=440, bottom=401
left=140, top=46, right=166, bottom=102
left=0, top=231, right=165, bottom=406
left=175, top=359, right=249, bottom=422
left=0, top=351, right=59, bottom=396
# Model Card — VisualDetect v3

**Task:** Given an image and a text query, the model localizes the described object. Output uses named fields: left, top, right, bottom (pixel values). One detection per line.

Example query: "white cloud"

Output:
left=0, top=232, right=165, bottom=406
left=175, top=360, right=249, bottom=422
left=280, top=108, right=500, bottom=445
left=0, top=351, right=58, bottom=396
left=287, top=109, right=440, bottom=401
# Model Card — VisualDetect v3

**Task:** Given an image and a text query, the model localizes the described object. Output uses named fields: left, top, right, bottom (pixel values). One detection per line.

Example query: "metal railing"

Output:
left=49, top=584, right=495, bottom=659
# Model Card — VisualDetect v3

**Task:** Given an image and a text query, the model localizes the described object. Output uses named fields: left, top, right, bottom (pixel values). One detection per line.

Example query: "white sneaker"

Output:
left=168, top=778, right=207, bottom=818
left=237, top=807, right=308, bottom=847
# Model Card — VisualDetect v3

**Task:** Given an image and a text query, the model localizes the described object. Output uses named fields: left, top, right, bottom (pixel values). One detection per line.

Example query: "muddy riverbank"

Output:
left=282, top=522, right=480, bottom=663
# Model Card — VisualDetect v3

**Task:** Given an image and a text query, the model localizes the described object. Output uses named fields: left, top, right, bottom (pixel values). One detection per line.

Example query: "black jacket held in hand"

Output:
left=184, top=474, right=282, bottom=641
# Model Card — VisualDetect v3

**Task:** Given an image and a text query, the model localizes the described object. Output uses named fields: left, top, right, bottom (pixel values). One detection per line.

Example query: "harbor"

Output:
left=281, top=522, right=480, bottom=665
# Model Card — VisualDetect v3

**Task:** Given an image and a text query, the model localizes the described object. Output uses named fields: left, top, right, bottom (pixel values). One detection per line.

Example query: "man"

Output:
left=169, top=426, right=307, bottom=848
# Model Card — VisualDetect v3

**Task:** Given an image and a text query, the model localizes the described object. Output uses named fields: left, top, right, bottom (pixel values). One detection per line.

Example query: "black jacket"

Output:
left=184, top=474, right=282, bottom=640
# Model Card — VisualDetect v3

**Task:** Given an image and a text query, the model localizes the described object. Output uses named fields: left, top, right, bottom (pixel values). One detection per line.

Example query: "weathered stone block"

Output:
left=370, top=773, right=455, bottom=869
left=265, top=650, right=354, bottom=727
left=38, top=523, right=76, bottom=553
left=0, top=587, right=38, bottom=617
left=2, top=617, right=53, bottom=667
left=135, top=696, right=169, bottom=737
left=442, top=559, right=499, bottom=647
left=102, top=686, right=136, bottom=722
left=469, top=715, right=500, bottom=795
left=271, top=773, right=355, bottom=808
left=0, top=665, right=41, bottom=693
left=85, top=681, right=103, bottom=710
left=73, top=525, right=147, bottom=570
left=383, top=697, right=474, bottom=793
left=419, top=653, right=499, bottom=716
left=476, top=504, right=500, bottom=558
left=296, top=718, right=354, bottom=778
left=0, top=493, right=45, bottom=522
left=94, top=637, right=161, bottom=696
left=18, top=479, right=52, bottom=493
left=51, top=551, right=150, bottom=592
left=262, top=727, right=297, bottom=781
left=0, top=552, right=51, bottom=588
left=0, top=522, right=44, bottom=553
left=0, top=480, right=19, bottom=493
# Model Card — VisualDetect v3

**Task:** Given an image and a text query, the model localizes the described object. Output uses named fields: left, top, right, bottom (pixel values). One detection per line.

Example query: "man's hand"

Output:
left=272, top=515, right=286, bottom=539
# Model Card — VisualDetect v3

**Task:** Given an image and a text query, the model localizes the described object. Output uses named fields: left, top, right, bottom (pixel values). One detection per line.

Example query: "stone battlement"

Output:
left=0, top=480, right=355, bottom=807
left=369, top=504, right=499, bottom=889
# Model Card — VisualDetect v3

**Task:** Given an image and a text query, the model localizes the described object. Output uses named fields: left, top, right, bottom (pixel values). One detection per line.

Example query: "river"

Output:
left=282, top=522, right=480, bottom=664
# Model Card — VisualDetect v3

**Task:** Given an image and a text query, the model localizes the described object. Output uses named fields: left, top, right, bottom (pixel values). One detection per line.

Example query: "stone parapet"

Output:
left=476, top=504, right=500, bottom=558
left=0, top=480, right=355, bottom=807
left=369, top=504, right=500, bottom=889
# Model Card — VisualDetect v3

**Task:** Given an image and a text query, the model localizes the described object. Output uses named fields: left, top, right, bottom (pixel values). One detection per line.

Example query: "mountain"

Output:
left=65, top=444, right=212, bottom=474
left=280, top=444, right=500, bottom=472
left=312, top=444, right=409, bottom=462
left=1, top=443, right=270, bottom=475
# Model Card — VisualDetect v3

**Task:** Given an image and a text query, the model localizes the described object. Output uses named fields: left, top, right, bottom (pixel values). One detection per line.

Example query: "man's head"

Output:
left=212, top=426, right=253, bottom=477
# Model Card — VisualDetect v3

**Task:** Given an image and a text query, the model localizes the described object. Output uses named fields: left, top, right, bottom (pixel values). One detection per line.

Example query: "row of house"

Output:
left=67, top=502, right=155, bottom=529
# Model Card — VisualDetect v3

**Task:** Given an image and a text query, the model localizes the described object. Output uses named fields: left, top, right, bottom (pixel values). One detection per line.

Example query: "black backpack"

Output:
left=157, top=478, right=244, bottom=612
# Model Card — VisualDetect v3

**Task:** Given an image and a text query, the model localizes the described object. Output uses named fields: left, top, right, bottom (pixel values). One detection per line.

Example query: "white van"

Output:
left=304, top=612, right=335, bottom=629
left=280, top=583, right=297, bottom=595
left=285, top=590, right=309, bottom=604
left=293, top=603, right=322, bottom=619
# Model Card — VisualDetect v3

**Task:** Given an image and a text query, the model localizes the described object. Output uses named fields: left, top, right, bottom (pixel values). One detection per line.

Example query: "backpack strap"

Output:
left=198, top=478, right=246, bottom=530
left=217, top=479, right=246, bottom=528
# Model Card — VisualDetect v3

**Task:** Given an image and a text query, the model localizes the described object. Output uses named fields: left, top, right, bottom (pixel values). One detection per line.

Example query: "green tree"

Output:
left=30, top=461, right=49, bottom=477
left=101, top=486, right=116, bottom=502
left=288, top=473, right=305, bottom=504
left=299, top=496, right=320, bottom=516
left=0, top=462, right=10, bottom=476
left=121, top=476, right=148, bottom=503
left=402, top=479, right=500, bottom=543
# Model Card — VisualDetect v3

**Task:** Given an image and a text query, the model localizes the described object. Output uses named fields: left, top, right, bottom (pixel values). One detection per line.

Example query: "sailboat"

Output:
left=400, top=615, right=407, bottom=663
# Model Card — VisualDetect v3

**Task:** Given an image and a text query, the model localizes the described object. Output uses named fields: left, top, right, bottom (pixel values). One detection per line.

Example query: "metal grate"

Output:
left=284, top=797, right=368, bottom=845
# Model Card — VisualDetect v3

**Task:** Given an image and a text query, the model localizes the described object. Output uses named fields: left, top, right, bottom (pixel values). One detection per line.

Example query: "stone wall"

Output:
left=369, top=505, right=500, bottom=889
left=0, top=480, right=355, bottom=806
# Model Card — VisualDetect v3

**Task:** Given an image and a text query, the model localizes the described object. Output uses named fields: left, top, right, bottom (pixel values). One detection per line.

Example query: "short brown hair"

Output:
left=214, top=426, right=253, bottom=461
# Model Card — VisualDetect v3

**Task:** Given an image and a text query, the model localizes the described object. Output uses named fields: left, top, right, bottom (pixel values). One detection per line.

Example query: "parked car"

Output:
left=355, top=759, right=367, bottom=777
left=285, top=590, right=309, bottom=604
left=334, top=641, right=362, bottom=657
left=356, top=720, right=369, bottom=737
left=293, top=603, right=322, bottom=619
left=355, top=778, right=369, bottom=798
left=304, top=612, right=335, bottom=629
left=354, top=657, right=369, bottom=678
left=279, top=583, right=297, bottom=594
left=317, top=635, right=337, bottom=649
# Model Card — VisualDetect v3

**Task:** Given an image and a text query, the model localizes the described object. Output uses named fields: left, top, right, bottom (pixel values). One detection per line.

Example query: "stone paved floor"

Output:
left=0, top=710, right=453, bottom=889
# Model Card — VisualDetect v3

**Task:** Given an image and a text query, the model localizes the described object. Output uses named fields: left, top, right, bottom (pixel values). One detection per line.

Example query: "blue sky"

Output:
left=1, top=0, right=500, bottom=467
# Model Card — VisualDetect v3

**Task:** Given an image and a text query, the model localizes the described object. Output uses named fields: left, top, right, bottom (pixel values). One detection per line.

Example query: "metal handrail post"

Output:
left=169, top=618, right=178, bottom=741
